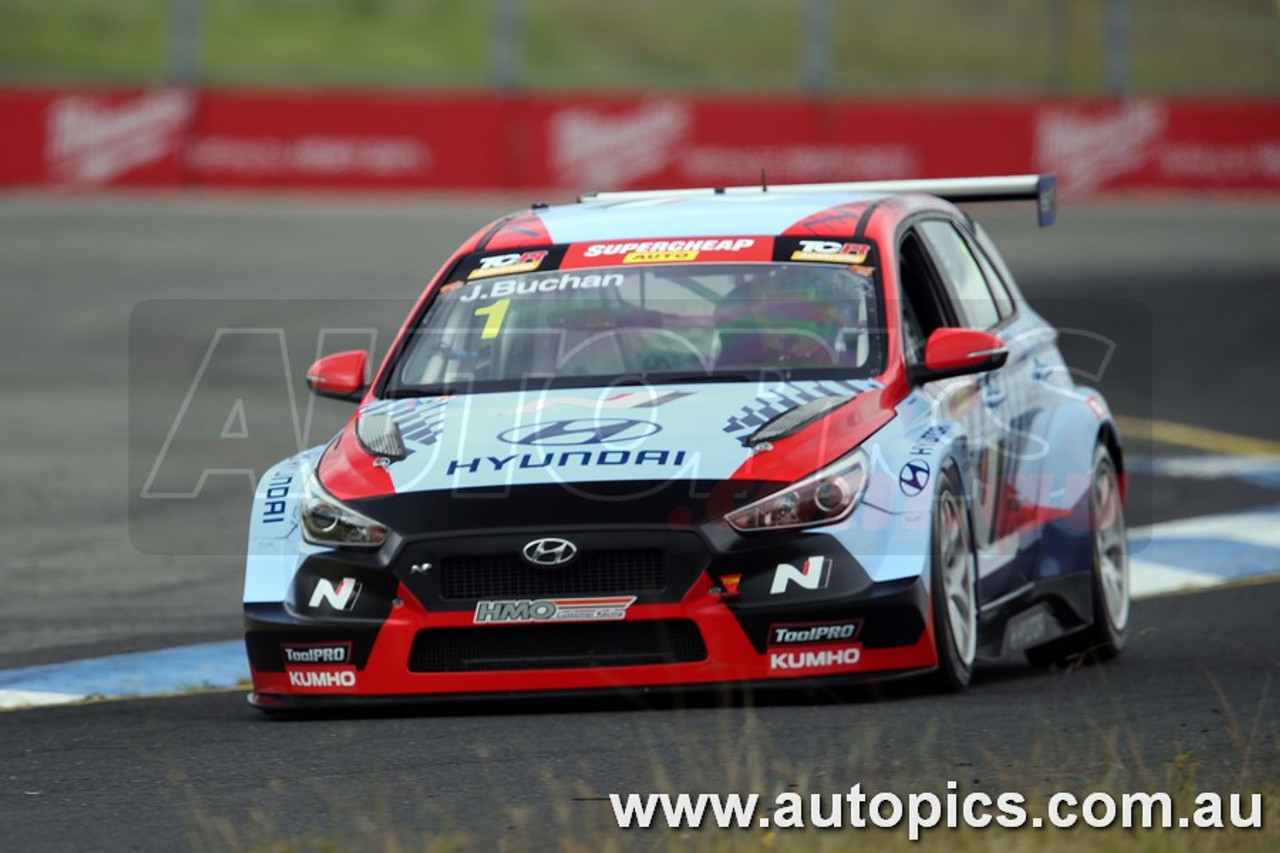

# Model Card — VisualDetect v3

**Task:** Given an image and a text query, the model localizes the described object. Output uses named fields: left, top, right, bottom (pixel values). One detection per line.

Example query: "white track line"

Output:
left=1131, top=510, right=1280, bottom=550
left=0, top=689, right=87, bottom=710
left=1129, top=560, right=1224, bottom=599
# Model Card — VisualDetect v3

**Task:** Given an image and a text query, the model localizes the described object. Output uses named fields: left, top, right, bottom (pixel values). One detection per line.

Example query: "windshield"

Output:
left=387, top=256, right=885, bottom=395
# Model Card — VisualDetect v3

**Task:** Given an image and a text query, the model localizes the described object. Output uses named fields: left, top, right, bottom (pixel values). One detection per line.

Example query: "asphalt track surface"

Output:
left=2, top=196, right=1279, bottom=850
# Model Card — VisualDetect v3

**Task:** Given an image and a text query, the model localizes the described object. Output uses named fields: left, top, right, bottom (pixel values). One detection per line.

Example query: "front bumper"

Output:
left=244, top=521, right=938, bottom=707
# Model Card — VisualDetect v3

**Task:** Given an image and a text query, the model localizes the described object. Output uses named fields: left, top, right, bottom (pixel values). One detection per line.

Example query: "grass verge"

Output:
left=1, top=0, right=1276, bottom=94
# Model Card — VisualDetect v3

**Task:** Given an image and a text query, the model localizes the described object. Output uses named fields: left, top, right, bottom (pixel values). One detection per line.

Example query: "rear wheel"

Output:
left=1026, top=443, right=1129, bottom=667
left=927, top=467, right=977, bottom=692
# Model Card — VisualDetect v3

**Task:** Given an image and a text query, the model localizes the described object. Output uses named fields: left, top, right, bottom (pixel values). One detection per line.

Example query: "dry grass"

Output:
left=176, top=687, right=1278, bottom=853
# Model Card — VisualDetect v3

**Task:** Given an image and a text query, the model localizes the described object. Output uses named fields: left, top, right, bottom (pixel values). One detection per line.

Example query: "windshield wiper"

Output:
left=387, top=373, right=761, bottom=397
left=634, top=372, right=756, bottom=384
left=384, top=386, right=463, bottom=399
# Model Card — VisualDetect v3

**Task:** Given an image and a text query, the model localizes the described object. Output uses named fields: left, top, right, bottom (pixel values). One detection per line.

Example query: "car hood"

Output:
left=320, top=378, right=892, bottom=500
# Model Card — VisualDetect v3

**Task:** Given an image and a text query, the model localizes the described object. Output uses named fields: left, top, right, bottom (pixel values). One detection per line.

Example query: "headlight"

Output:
left=300, top=473, right=389, bottom=549
left=726, top=448, right=869, bottom=532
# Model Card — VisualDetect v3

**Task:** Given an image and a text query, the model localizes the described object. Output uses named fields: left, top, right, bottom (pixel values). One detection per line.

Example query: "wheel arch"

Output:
left=1019, top=388, right=1117, bottom=629
left=1097, top=418, right=1125, bottom=502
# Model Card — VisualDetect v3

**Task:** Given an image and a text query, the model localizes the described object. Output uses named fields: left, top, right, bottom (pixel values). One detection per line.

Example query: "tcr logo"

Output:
left=769, top=556, right=832, bottom=595
left=469, top=251, right=549, bottom=279
left=477, top=251, right=548, bottom=270
left=794, top=240, right=870, bottom=262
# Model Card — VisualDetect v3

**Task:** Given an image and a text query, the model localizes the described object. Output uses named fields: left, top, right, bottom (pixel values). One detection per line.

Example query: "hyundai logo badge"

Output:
left=499, top=419, right=661, bottom=446
left=898, top=459, right=931, bottom=497
left=522, top=537, right=579, bottom=567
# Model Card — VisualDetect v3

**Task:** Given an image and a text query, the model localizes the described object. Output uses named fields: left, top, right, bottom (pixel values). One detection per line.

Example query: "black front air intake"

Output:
left=408, top=620, right=706, bottom=672
left=438, top=549, right=664, bottom=600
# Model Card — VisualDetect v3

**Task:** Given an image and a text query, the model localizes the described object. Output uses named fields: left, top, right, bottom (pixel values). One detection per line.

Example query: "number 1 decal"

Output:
left=473, top=298, right=510, bottom=340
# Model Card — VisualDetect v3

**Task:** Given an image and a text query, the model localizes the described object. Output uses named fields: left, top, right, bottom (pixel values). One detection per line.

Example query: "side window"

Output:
left=896, top=229, right=953, bottom=364
left=971, top=245, right=1015, bottom=319
left=899, top=290, right=927, bottom=366
left=917, top=220, right=1001, bottom=330
left=971, top=222, right=1024, bottom=310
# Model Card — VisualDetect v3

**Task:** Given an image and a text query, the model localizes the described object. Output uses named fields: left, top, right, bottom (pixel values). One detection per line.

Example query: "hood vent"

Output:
left=355, top=413, right=407, bottom=461
left=744, top=395, right=851, bottom=447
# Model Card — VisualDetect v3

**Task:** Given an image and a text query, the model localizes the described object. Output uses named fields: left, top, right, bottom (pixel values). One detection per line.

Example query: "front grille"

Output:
left=408, top=620, right=706, bottom=672
left=438, top=550, right=664, bottom=600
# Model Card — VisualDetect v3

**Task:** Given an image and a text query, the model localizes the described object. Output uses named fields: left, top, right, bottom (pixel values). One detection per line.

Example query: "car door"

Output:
left=914, top=218, right=1025, bottom=601
left=962, top=221, right=1046, bottom=536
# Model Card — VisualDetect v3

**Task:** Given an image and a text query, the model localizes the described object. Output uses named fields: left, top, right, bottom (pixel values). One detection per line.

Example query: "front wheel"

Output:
left=926, top=467, right=978, bottom=692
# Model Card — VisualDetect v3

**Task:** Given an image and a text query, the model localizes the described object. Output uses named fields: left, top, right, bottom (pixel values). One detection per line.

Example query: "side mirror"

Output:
left=306, top=350, right=368, bottom=402
left=912, top=328, right=1008, bottom=383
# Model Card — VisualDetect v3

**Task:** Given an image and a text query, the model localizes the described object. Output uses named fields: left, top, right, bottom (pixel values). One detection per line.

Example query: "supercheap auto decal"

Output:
left=438, top=237, right=767, bottom=302
left=447, top=235, right=879, bottom=304
left=562, top=236, right=770, bottom=266
left=458, top=236, right=880, bottom=276
left=454, top=236, right=771, bottom=278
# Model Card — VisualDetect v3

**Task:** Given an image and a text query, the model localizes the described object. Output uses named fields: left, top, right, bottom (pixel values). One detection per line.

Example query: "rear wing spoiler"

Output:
left=580, top=174, right=1058, bottom=227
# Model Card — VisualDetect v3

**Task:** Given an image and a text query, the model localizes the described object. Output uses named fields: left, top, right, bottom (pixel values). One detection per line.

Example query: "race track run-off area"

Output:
left=0, top=197, right=1277, bottom=851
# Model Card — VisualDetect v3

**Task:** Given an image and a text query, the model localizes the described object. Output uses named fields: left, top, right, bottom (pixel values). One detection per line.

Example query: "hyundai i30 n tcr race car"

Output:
left=243, top=174, right=1130, bottom=710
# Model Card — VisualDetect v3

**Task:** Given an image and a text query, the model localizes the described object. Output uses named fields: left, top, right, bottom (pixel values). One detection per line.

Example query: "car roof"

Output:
left=473, top=175, right=1055, bottom=251
left=530, top=191, right=900, bottom=245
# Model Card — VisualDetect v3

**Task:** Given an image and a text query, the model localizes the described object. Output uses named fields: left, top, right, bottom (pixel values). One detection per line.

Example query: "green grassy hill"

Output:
left=0, top=0, right=1276, bottom=94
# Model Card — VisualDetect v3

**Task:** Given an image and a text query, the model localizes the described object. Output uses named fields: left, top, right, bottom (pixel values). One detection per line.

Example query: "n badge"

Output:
left=770, top=556, right=832, bottom=595
left=308, top=577, right=361, bottom=611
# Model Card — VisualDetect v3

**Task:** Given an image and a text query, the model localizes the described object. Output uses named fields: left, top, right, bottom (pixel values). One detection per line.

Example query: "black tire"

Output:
left=926, top=466, right=978, bottom=692
left=1026, top=443, right=1129, bottom=668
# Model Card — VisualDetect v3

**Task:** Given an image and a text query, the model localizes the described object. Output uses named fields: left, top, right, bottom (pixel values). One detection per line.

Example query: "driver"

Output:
left=713, top=267, right=866, bottom=368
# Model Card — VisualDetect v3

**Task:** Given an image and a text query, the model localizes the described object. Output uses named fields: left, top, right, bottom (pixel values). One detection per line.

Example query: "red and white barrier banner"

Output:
left=1034, top=99, right=1280, bottom=194
left=0, top=89, right=190, bottom=187
left=190, top=90, right=508, bottom=189
left=1, top=88, right=1277, bottom=194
